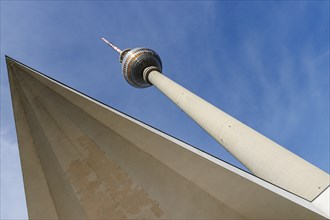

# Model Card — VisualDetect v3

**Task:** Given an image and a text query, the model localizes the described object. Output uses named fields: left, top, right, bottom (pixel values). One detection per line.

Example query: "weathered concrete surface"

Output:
left=6, top=56, right=328, bottom=219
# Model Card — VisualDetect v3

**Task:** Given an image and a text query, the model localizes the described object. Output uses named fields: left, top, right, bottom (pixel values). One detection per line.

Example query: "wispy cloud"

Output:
left=0, top=129, right=28, bottom=219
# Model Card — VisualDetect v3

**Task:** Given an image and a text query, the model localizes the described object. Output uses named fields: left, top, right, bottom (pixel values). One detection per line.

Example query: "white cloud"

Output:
left=0, top=129, right=28, bottom=219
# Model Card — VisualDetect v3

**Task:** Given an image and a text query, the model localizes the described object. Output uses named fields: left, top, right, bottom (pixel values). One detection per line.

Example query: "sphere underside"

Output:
left=121, top=48, right=162, bottom=88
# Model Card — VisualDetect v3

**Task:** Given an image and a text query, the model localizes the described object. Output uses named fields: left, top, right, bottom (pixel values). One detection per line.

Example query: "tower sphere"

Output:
left=120, top=48, right=162, bottom=88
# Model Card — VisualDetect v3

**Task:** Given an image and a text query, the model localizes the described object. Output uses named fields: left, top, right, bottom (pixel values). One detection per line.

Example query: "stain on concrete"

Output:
left=67, top=135, right=164, bottom=219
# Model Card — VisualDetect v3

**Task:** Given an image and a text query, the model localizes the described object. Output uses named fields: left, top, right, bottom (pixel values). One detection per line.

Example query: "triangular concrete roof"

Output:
left=6, top=56, right=327, bottom=219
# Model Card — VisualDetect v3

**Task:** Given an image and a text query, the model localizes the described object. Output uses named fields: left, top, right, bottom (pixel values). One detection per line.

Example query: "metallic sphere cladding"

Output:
left=121, top=48, right=162, bottom=88
left=100, top=37, right=162, bottom=88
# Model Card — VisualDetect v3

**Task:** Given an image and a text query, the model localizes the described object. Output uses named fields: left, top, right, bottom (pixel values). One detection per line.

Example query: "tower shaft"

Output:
left=144, top=67, right=329, bottom=202
left=100, top=37, right=329, bottom=216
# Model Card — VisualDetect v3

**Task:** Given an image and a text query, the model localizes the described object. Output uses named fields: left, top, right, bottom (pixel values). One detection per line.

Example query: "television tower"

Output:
left=101, top=37, right=329, bottom=214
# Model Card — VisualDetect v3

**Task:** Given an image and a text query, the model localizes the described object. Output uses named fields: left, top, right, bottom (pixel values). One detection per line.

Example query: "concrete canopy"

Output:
left=6, top=56, right=327, bottom=219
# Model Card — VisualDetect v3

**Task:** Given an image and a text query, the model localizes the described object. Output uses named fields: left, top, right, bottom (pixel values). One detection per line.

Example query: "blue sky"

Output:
left=1, top=1, right=329, bottom=219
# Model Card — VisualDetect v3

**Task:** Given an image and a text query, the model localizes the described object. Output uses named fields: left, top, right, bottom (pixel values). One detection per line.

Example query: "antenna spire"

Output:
left=100, top=37, right=122, bottom=54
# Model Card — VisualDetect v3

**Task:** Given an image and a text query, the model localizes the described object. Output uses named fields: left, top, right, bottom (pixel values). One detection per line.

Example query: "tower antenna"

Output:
left=101, top=37, right=122, bottom=54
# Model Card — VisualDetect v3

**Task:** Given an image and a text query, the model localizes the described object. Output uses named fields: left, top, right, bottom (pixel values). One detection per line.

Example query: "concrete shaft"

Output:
left=146, top=68, right=329, bottom=201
